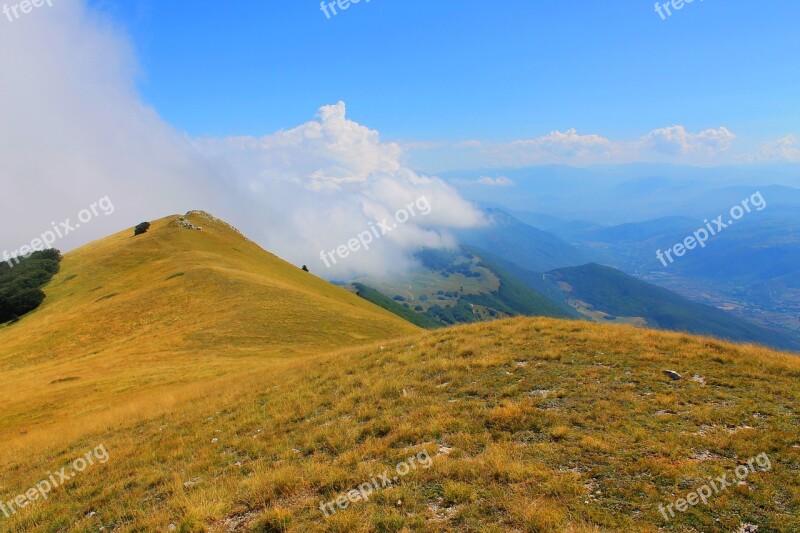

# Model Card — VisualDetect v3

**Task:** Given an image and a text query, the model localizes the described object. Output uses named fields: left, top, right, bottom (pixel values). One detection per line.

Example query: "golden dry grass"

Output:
left=1, top=316, right=799, bottom=532
left=0, top=211, right=418, bottom=463
left=1, top=214, right=798, bottom=532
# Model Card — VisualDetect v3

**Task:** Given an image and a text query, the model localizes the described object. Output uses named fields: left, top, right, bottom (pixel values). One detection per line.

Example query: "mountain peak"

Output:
left=0, top=210, right=420, bottom=371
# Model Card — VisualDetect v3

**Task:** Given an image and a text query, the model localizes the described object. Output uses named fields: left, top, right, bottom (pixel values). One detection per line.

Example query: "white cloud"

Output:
left=638, top=125, right=735, bottom=155
left=513, top=128, right=615, bottom=157
left=755, top=134, right=800, bottom=162
left=197, top=102, right=486, bottom=277
left=407, top=125, right=742, bottom=170
left=0, top=2, right=484, bottom=279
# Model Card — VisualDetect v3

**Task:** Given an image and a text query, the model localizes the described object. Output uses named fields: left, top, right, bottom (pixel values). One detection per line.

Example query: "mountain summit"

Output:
left=0, top=210, right=419, bottom=447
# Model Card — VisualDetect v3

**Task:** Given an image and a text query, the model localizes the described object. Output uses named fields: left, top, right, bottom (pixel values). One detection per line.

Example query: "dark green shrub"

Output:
left=0, top=250, right=61, bottom=323
left=134, top=222, right=151, bottom=236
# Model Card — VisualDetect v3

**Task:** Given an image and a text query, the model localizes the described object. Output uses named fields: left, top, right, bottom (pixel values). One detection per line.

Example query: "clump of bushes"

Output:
left=134, top=222, right=151, bottom=236
left=0, top=249, right=61, bottom=324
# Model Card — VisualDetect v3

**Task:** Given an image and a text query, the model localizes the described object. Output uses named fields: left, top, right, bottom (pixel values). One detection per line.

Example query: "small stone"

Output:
left=663, top=370, right=683, bottom=380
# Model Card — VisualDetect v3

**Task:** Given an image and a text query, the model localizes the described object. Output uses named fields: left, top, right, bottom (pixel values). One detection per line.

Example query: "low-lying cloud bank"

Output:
left=0, top=1, right=483, bottom=279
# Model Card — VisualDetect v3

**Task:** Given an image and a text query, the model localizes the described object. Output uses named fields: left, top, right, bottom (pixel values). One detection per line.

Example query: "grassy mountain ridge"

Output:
left=1, top=317, right=798, bottom=531
left=2, top=212, right=799, bottom=531
left=0, top=211, right=419, bottom=455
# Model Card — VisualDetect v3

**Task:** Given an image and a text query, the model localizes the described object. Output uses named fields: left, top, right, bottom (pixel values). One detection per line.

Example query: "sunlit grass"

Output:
left=1, top=316, right=798, bottom=531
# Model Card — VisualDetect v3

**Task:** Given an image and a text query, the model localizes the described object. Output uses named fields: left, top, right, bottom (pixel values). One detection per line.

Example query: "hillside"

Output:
left=1, top=214, right=798, bottom=532
left=1, top=318, right=798, bottom=531
left=0, top=211, right=419, bottom=454
left=351, top=282, right=442, bottom=329
left=455, top=208, right=592, bottom=272
left=546, top=263, right=800, bottom=352
left=352, top=247, right=573, bottom=327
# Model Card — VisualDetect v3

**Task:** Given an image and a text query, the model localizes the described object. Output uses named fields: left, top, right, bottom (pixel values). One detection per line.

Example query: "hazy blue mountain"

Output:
left=455, top=209, right=594, bottom=272
left=443, top=164, right=800, bottom=223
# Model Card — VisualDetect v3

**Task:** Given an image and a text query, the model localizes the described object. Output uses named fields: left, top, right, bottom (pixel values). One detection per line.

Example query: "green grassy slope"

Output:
left=351, top=282, right=441, bottom=329
left=463, top=247, right=581, bottom=319
left=355, top=247, right=573, bottom=327
left=461, top=248, right=583, bottom=317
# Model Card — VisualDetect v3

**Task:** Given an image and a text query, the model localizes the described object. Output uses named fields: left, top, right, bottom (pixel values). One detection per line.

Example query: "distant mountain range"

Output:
left=454, top=208, right=590, bottom=272
left=353, top=205, right=800, bottom=352
left=544, top=263, right=800, bottom=351
left=441, top=168, right=800, bottom=345
left=442, top=164, right=800, bottom=222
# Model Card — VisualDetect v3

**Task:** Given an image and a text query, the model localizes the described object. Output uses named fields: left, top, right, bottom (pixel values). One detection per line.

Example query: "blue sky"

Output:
left=92, top=0, right=800, bottom=147
left=1, top=0, right=799, bottom=271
